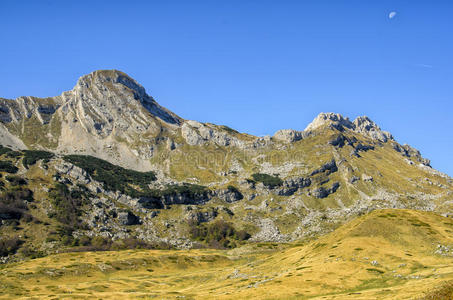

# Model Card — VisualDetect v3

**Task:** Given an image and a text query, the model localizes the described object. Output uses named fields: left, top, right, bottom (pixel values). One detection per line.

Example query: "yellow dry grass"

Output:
left=1, top=209, right=453, bottom=299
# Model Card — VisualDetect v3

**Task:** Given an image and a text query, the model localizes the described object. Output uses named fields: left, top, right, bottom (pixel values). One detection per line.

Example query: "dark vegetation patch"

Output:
left=5, top=176, right=27, bottom=186
left=63, top=155, right=156, bottom=197
left=227, top=185, right=240, bottom=193
left=22, top=150, right=54, bottom=168
left=5, top=151, right=22, bottom=158
left=189, top=219, right=250, bottom=249
left=138, top=183, right=210, bottom=208
left=62, top=236, right=173, bottom=252
left=0, top=145, right=22, bottom=158
left=0, top=161, right=18, bottom=174
left=0, top=236, right=24, bottom=256
left=0, top=185, right=34, bottom=221
left=47, top=183, right=92, bottom=240
left=0, top=145, right=13, bottom=156
left=251, top=173, right=283, bottom=188
left=366, top=268, right=384, bottom=274
left=64, top=155, right=208, bottom=208
left=151, top=183, right=208, bottom=199
left=409, top=219, right=430, bottom=227
left=313, top=243, right=327, bottom=249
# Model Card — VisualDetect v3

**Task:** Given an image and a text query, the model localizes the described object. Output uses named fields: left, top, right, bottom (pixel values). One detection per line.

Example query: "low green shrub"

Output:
left=0, top=160, right=18, bottom=173
left=66, top=236, right=173, bottom=252
left=149, top=183, right=208, bottom=198
left=22, top=150, right=54, bottom=168
left=6, top=151, right=22, bottom=158
left=190, top=219, right=250, bottom=249
left=0, top=236, right=23, bottom=256
left=251, top=173, right=283, bottom=188
left=18, top=246, right=45, bottom=259
left=63, top=155, right=156, bottom=196
left=5, top=176, right=27, bottom=186
left=0, top=186, right=33, bottom=220
left=0, top=145, right=13, bottom=155
left=48, top=183, right=91, bottom=236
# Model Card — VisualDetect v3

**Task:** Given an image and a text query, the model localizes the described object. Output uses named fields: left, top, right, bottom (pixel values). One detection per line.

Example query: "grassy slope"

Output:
left=1, top=209, right=453, bottom=299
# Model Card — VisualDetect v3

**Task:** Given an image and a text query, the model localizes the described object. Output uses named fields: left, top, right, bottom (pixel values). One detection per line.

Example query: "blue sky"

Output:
left=1, top=1, right=452, bottom=176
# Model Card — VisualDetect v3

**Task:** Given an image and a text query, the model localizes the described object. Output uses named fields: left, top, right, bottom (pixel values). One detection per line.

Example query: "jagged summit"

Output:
left=304, top=112, right=353, bottom=132
left=303, top=112, right=393, bottom=142
left=274, top=112, right=393, bottom=143
left=73, top=69, right=182, bottom=125
left=75, top=70, right=147, bottom=100
left=353, top=115, right=393, bottom=142
left=0, top=70, right=432, bottom=173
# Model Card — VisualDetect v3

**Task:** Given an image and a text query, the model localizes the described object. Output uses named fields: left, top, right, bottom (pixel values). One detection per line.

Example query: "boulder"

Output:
left=117, top=211, right=141, bottom=226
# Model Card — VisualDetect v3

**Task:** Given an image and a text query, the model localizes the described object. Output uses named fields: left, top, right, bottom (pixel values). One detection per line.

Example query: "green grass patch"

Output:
left=366, top=268, right=384, bottom=274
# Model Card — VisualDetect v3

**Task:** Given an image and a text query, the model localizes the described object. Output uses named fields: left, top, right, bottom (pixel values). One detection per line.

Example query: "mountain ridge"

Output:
left=0, top=69, right=451, bottom=253
left=0, top=70, right=430, bottom=173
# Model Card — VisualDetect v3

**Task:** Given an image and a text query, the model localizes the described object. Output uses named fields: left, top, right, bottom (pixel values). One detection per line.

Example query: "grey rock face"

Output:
left=273, top=129, right=309, bottom=143
left=352, top=116, right=393, bottom=143
left=310, top=159, right=338, bottom=176
left=250, top=218, right=286, bottom=242
left=305, top=113, right=354, bottom=132
left=137, top=190, right=211, bottom=209
left=185, top=207, right=218, bottom=224
left=329, top=134, right=350, bottom=148
left=54, top=163, right=91, bottom=185
left=305, top=113, right=393, bottom=143
left=214, top=188, right=244, bottom=203
left=393, top=143, right=431, bottom=167
left=312, top=182, right=340, bottom=199
left=181, top=120, right=246, bottom=148
left=0, top=70, right=185, bottom=170
left=276, top=177, right=311, bottom=196
left=74, top=70, right=182, bottom=129
left=0, top=96, right=61, bottom=125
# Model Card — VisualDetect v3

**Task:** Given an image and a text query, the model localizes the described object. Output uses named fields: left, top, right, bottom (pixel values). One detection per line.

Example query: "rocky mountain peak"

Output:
left=301, top=112, right=394, bottom=143
left=352, top=116, right=393, bottom=142
left=304, top=112, right=354, bottom=132
left=69, top=70, right=182, bottom=127
left=75, top=70, right=146, bottom=100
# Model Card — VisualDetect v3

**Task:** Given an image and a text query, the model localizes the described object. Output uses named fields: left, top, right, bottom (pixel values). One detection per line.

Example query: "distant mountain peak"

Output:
left=71, top=69, right=182, bottom=126
left=304, top=112, right=393, bottom=142
left=304, top=112, right=353, bottom=132
left=75, top=70, right=147, bottom=100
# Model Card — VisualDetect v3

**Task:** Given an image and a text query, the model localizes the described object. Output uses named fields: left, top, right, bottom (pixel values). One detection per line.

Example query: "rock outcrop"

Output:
left=310, top=159, right=338, bottom=176
left=352, top=116, right=393, bottom=142
left=273, top=129, right=309, bottom=143
left=312, top=182, right=340, bottom=199
left=304, top=112, right=393, bottom=143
